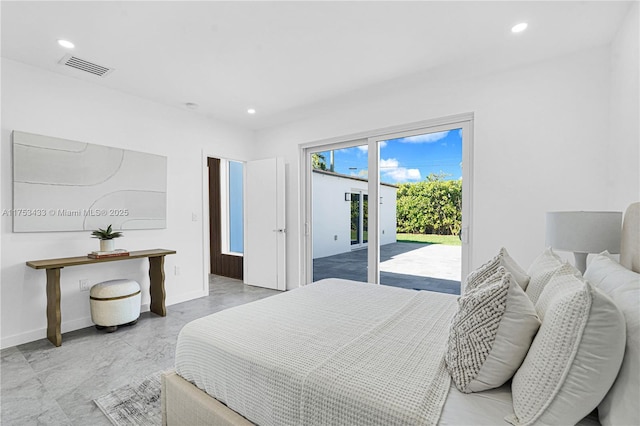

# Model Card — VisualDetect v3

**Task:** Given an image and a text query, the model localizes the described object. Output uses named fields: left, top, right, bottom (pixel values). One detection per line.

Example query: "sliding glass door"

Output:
left=310, top=143, right=369, bottom=283
left=350, top=192, right=368, bottom=248
left=303, top=116, right=472, bottom=293
left=376, top=128, right=464, bottom=293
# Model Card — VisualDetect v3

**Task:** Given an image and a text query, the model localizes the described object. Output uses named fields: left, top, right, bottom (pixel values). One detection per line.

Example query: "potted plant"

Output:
left=91, top=224, right=123, bottom=252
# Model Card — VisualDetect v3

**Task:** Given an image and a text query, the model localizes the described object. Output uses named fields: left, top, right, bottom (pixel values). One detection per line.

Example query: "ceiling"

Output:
left=1, top=1, right=632, bottom=130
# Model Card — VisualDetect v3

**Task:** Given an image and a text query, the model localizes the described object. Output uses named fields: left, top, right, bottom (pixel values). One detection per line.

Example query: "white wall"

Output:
left=379, top=184, right=398, bottom=247
left=608, top=3, right=639, bottom=212
left=255, top=45, right=619, bottom=289
left=4, top=4, right=635, bottom=344
left=312, top=171, right=396, bottom=259
left=0, top=59, right=254, bottom=348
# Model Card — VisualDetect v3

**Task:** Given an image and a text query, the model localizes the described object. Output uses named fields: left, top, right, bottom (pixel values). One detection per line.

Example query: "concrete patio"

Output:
left=313, top=242, right=461, bottom=294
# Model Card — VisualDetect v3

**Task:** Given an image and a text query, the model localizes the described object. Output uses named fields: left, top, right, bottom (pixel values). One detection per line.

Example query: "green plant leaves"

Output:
left=90, top=224, right=123, bottom=240
left=396, top=174, right=462, bottom=236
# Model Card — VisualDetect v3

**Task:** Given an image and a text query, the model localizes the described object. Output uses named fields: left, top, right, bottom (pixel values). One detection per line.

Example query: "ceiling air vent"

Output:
left=58, top=54, right=115, bottom=77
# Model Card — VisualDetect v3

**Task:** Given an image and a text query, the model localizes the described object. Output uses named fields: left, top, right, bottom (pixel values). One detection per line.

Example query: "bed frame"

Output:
left=162, top=370, right=253, bottom=425
left=162, top=202, right=640, bottom=426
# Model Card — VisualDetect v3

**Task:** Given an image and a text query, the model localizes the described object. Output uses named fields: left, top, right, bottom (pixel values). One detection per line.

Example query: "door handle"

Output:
left=273, top=229, right=286, bottom=233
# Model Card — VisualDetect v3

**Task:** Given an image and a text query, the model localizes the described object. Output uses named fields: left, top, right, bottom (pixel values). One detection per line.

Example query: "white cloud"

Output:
left=356, top=141, right=386, bottom=153
left=386, top=168, right=421, bottom=182
left=350, top=169, right=368, bottom=179
left=379, top=158, right=399, bottom=168
left=379, top=157, right=421, bottom=182
left=401, top=131, right=449, bottom=144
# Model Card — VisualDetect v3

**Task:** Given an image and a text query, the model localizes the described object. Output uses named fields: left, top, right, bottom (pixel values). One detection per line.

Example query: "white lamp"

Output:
left=545, top=211, right=622, bottom=273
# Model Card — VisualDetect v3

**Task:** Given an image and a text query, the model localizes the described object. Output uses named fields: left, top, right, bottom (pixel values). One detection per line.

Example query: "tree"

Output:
left=396, top=173, right=461, bottom=236
left=311, top=153, right=326, bottom=170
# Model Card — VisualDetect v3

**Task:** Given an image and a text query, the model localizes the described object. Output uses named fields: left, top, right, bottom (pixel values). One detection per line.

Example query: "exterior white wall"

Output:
left=254, top=45, right=622, bottom=289
left=608, top=3, right=639, bottom=212
left=312, top=171, right=396, bottom=259
left=379, top=184, right=398, bottom=247
left=0, top=59, right=254, bottom=348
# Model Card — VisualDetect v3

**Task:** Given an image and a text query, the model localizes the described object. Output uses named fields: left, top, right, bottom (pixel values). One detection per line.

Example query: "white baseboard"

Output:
left=166, top=290, right=208, bottom=307
left=0, top=295, right=204, bottom=350
left=2, top=328, right=53, bottom=349
left=1, top=315, right=96, bottom=349
left=0, top=304, right=154, bottom=349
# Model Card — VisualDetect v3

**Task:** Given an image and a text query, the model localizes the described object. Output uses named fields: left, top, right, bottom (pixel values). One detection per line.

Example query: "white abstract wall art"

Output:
left=11, top=131, right=167, bottom=232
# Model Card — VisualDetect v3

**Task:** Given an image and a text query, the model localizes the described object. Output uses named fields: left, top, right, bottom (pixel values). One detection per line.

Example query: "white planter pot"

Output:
left=100, top=239, right=116, bottom=252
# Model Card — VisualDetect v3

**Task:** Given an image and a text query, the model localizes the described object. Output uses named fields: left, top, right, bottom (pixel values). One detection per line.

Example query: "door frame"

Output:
left=299, top=113, right=474, bottom=286
left=207, top=157, right=244, bottom=280
left=201, top=149, right=247, bottom=295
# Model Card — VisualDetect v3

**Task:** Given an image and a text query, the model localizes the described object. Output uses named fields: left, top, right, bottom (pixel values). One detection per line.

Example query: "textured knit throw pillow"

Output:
left=507, top=271, right=626, bottom=426
left=533, top=262, right=582, bottom=317
left=446, top=268, right=540, bottom=393
left=465, top=247, right=530, bottom=292
left=525, top=247, right=563, bottom=304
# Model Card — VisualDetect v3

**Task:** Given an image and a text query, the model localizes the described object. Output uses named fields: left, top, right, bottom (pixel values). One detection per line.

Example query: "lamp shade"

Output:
left=545, top=211, right=622, bottom=254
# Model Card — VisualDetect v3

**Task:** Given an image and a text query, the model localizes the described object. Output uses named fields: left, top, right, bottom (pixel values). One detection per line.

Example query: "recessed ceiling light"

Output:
left=185, top=102, right=199, bottom=110
left=511, top=22, right=528, bottom=33
left=57, top=39, right=75, bottom=49
left=247, top=108, right=256, bottom=114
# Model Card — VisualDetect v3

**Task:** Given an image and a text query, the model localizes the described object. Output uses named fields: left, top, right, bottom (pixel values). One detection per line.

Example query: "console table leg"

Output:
left=46, top=268, right=62, bottom=347
left=149, top=256, right=166, bottom=316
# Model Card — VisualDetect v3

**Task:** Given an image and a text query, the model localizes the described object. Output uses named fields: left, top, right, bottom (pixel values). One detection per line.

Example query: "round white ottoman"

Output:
left=90, top=279, right=141, bottom=332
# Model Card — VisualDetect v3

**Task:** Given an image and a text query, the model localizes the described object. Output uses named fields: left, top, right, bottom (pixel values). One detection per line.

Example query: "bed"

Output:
left=162, top=203, right=639, bottom=426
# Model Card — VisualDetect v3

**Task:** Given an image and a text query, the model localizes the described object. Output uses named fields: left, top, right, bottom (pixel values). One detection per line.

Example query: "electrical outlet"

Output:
left=174, top=266, right=180, bottom=276
left=191, top=213, right=198, bottom=222
left=79, top=279, right=91, bottom=291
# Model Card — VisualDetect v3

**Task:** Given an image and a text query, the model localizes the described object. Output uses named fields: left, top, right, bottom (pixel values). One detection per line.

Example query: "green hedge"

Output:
left=396, top=174, right=462, bottom=236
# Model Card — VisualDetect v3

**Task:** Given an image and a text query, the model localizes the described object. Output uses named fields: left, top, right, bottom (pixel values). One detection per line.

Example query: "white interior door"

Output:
left=244, top=158, right=286, bottom=290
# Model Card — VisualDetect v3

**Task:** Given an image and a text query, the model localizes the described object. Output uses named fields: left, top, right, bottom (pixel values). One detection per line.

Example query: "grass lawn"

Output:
left=396, top=233, right=461, bottom=246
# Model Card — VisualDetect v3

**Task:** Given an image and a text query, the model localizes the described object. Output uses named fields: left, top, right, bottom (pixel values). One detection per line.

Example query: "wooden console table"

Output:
left=26, top=249, right=176, bottom=347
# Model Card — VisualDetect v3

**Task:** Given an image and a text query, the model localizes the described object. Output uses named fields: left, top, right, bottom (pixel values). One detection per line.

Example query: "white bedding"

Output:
left=176, top=278, right=457, bottom=426
left=441, top=385, right=599, bottom=425
left=175, top=278, right=602, bottom=426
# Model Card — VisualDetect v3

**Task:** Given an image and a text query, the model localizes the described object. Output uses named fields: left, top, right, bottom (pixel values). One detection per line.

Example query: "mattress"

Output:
left=176, top=278, right=458, bottom=426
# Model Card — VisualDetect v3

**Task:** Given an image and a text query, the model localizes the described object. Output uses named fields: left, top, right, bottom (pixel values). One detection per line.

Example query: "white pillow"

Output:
left=465, top=247, right=530, bottom=292
left=507, top=268, right=626, bottom=426
left=446, top=268, right=540, bottom=393
left=533, top=262, right=582, bottom=317
left=584, top=252, right=640, bottom=426
left=525, top=247, right=563, bottom=304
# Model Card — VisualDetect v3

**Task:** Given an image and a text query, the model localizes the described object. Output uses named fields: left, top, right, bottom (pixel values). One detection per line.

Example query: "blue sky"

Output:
left=318, top=128, right=462, bottom=184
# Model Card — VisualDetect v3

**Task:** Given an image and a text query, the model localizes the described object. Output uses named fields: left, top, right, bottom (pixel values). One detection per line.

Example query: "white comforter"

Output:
left=175, top=279, right=458, bottom=426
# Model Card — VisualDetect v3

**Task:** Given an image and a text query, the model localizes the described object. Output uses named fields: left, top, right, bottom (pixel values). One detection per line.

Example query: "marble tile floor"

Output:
left=0, top=275, right=279, bottom=425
